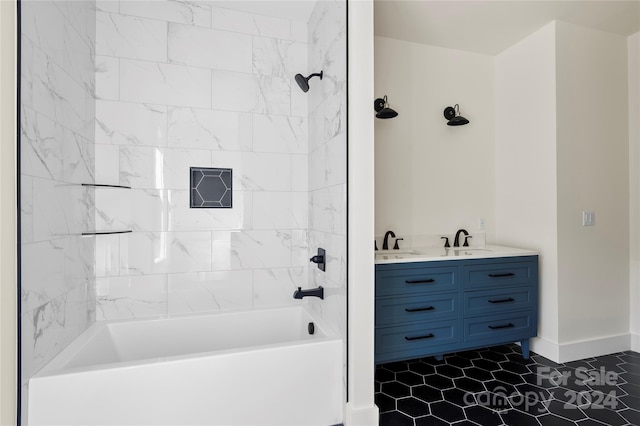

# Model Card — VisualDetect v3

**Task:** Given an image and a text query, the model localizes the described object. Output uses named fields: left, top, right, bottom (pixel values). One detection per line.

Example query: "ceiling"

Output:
left=375, top=0, right=640, bottom=55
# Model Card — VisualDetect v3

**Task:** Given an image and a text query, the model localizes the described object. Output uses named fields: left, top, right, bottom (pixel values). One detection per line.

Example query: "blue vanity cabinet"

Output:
left=375, top=255, right=538, bottom=364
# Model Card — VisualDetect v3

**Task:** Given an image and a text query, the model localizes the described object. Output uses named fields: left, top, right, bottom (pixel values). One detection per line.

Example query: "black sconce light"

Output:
left=443, top=104, right=469, bottom=126
left=374, top=95, right=398, bottom=119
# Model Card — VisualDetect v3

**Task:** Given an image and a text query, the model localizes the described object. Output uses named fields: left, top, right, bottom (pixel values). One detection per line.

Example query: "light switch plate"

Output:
left=582, top=210, right=595, bottom=226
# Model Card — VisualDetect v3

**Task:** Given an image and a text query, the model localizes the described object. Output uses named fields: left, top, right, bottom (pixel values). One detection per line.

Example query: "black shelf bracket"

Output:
left=81, top=230, right=133, bottom=236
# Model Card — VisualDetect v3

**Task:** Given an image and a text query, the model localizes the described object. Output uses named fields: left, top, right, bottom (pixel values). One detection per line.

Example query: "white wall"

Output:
left=629, top=31, right=640, bottom=351
left=555, top=22, right=629, bottom=353
left=495, top=22, right=559, bottom=356
left=496, top=21, right=631, bottom=362
left=346, top=2, right=378, bottom=425
left=0, top=1, right=17, bottom=423
left=374, top=37, right=495, bottom=244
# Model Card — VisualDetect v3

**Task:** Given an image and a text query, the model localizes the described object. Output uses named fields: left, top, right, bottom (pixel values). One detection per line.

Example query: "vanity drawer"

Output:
left=376, top=265, right=457, bottom=296
left=463, top=311, right=535, bottom=342
left=463, top=286, right=535, bottom=316
left=376, top=294, right=458, bottom=326
left=462, top=257, right=537, bottom=289
left=376, top=320, right=459, bottom=357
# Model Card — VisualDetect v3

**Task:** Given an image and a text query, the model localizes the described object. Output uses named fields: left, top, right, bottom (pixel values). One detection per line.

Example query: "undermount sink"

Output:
left=451, top=247, right=491, bottom=252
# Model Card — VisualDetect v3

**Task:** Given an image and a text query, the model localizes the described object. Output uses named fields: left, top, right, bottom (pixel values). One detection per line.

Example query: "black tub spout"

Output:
left=293, top=286, right=324, bottom=300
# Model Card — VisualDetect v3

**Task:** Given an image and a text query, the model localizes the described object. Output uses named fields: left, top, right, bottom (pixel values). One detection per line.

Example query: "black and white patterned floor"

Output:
left=376, top=344, right=640, bottom=425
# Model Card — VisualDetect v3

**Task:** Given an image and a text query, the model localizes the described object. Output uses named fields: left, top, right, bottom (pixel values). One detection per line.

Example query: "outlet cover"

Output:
left=582, top=210, right=595, bottom=226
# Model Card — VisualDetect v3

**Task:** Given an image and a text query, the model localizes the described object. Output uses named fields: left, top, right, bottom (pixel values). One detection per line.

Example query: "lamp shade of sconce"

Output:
left=374, top=95, right=398, bottom=119
left=443, top=104, right=469, bottom=126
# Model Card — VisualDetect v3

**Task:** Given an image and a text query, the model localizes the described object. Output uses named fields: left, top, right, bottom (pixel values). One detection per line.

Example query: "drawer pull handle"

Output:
left=488, top=323, right=515, bottom=330
left=404, top=333, right=434, bottom=341
left=405, top=306, right=435, bottom=312
left=488, top=298, right=515, bottom=304
left=405, top=279, right=435, bottom=284
left=488, top=273, right=515, bottom=278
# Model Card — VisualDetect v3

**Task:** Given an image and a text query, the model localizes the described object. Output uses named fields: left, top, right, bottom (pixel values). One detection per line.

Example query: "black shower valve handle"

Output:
left=310, top=255, right=324, bottom=264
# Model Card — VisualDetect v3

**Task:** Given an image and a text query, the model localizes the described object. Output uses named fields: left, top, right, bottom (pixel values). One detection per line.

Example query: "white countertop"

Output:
left=374, top=244, right=538, bottom=265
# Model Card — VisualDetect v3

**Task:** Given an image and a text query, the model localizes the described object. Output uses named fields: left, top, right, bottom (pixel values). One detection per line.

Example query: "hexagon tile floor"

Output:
left=376, top=344, right=640, bottom=426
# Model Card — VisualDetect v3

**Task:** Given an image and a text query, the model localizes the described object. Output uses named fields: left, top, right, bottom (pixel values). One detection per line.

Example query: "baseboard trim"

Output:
left=631, top=333, right=640, bottom=352
left=344, top=403, right=379, bottom=426
left=530, top=336, right=560, bottom=362
left=557, top=333, right=631, bottom=363
left=531, top=334, right=634, bottom=363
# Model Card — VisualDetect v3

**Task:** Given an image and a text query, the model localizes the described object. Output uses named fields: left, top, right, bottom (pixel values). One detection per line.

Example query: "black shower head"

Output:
left=294, top=71, right=323, bottom=92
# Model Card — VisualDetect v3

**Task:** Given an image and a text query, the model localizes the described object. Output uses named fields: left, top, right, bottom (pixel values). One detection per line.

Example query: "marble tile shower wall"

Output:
left=20, top=0, right=97, bottom=382
left=93, top=1, right=316, bottom=319
left=306, top=0, right=347, bottom=338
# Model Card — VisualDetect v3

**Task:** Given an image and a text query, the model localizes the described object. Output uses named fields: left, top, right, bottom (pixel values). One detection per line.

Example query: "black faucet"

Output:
left=293, top=286, right=324, bottom=300
left=382, top=230, right=396, bottom=250
left=453, top=229, right=470, bottom=247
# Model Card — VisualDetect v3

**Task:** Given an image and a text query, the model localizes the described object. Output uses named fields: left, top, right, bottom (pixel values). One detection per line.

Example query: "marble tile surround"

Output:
left=306, top=0, right=348, bottom=370
left=93, top=0, right=347, bottom=326
left=20, top=0, right=97, bottom=388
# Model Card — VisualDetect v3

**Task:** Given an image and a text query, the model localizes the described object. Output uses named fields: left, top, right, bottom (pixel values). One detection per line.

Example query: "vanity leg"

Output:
left=521, top=339, right=530, bottom=359
left=434, top=354, right=443, bottom=361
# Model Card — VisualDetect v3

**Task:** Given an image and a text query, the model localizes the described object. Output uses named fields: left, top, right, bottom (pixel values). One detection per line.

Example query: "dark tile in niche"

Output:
left=190, top=167, right=232, bottom=208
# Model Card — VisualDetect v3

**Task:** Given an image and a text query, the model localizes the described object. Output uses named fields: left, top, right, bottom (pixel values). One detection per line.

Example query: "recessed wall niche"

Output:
left=190, top=167, right=232, bottom=208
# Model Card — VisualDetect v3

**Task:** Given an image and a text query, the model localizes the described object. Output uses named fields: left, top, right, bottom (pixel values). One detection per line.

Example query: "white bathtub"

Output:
left=28, top=306, right=343, bottom=426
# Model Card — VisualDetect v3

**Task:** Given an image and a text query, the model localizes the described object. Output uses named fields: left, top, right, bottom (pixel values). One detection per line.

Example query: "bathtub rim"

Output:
left=32, top=305, right=339, bottom=379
